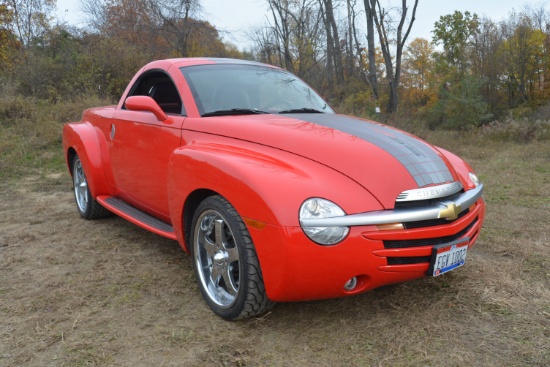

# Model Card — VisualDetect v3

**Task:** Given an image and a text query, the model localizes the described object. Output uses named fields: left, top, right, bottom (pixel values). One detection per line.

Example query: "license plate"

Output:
left=429, top=238, right=469, bottom=276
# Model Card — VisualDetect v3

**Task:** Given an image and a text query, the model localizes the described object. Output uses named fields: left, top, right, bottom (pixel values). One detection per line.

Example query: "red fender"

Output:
left=62, top=121, right=113, bottom=198
left=437, top=147, right=477, bottom=191
left=165, top=141, right=383, bottom=299
left=166, top=141, right=381, bottom=240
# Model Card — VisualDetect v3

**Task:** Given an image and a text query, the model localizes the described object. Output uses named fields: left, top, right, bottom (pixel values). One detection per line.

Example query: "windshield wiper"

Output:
left=202, top=108, right=268, bottom=117
left=278, top=107, right=325, bottom=114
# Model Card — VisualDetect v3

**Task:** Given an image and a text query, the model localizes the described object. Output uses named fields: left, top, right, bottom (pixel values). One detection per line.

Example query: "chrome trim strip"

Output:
left=300, top=184, right=484, bottom=227
left=396, top=181, right=463, bottom=202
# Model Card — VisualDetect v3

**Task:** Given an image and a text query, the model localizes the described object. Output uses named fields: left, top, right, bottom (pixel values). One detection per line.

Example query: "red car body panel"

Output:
left=62, top=58, right=486, bottom=303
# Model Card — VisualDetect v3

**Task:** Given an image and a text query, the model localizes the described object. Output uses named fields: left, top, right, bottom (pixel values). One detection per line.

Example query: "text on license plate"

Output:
left=431, top=238, right=469, bottom=276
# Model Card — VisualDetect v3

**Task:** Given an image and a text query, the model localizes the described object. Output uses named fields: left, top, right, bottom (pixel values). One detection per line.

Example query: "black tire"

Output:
left=71, top=154, right=111, bottom=220
left=190, top=195, right=275, bottom=320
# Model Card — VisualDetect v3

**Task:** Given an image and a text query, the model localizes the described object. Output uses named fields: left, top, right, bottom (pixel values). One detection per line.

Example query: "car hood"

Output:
left=185, top=113, right=459, bottom=209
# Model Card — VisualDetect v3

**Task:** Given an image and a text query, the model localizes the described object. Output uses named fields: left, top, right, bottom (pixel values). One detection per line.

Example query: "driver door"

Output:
left=109, top=71, right=185, bottom=220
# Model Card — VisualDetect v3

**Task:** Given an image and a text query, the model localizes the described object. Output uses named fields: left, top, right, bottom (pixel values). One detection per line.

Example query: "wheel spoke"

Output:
left=222, top=267, right=238, bottom=296
left=210, top=263, right=222, bottom=285
left=199, top=231, right=217, bottom=258
left=202, top=215, right=215, bottom=237
left=214, top=219, right=226, bottom=249
left=226, top=246, right=239, bottom=263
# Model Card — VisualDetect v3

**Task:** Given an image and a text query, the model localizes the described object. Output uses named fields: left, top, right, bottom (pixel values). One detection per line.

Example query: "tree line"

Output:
left=1, top=0, right=550, bottom=129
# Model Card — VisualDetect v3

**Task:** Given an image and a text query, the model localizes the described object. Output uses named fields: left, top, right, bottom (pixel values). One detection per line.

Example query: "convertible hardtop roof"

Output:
left=143, top=57, right=277, bottom=70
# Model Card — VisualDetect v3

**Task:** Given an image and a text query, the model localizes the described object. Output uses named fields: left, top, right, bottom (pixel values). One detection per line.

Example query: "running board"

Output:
left=96, top=196, right=177, bottom=240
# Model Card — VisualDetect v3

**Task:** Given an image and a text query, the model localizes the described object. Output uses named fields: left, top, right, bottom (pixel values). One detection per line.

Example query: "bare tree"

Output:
left=253, top=0, right=324, bottom=81
left=148, top=0, right=205, bottom=56
left=7, top=0, right=55, bottom=47
left=363, top=0, right=379, bottom=99
left=345, top=0, right=355, bottom=78
left=81, top=0, right=213, bottom=57
left=80, top=0, right=107, bottom=32
left=471, top=17, right=502, bottom=111
left=319, top=0, right=344, bottom=88
left=267, top=0, right=295, bottom=72
left=366, top=0, right=418, bottom=113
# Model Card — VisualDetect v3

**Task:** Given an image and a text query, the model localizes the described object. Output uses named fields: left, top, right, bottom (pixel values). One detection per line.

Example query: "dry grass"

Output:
left=0, top=96, right=114, bottom=180
left=1, top=125, right=549, bottom=366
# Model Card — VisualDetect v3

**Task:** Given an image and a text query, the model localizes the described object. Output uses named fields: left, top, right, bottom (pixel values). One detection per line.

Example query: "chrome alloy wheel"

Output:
left=73, top=157, right=89, bottom=214
left=193, top=209, right=241, bottom=308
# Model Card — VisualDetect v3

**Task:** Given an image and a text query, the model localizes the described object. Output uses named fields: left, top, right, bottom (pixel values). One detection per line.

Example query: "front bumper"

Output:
left=250, top=194, right=485, bottom=302
left=300, top=184, right=484, bottom=227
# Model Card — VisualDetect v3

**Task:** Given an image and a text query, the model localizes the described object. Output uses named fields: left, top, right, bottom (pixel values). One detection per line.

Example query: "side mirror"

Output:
left=125, top=96, right=167, bottom=121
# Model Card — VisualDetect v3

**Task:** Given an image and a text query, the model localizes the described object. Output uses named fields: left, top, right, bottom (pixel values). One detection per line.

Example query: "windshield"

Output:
left=180, top=64, right=334, bottom=116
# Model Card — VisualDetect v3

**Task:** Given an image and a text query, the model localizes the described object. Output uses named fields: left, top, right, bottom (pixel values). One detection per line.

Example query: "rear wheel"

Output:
left=191, top=195, right=274, bottom=320
left=72, top=155, right=110, bottom=219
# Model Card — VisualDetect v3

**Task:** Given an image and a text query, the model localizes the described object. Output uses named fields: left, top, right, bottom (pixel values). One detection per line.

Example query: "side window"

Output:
left=127, top=71, right=186, bottom=115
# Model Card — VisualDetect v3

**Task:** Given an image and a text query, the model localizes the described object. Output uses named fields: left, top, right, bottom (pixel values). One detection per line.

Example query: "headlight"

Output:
left=469, top=172, right=481, bottom=187
left=299, top=198, right=349, bottom=245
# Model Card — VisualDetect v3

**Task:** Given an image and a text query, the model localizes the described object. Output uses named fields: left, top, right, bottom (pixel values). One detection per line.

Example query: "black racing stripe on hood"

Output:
left=285, top=114, right=453, bottom=187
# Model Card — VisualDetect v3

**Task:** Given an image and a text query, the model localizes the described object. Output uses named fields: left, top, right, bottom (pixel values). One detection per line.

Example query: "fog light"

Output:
left=344, top=277, right=358, bottom=291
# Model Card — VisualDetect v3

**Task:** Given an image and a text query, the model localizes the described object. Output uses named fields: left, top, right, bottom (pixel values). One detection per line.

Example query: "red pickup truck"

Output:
left=63, top=58, right=485, bottom=320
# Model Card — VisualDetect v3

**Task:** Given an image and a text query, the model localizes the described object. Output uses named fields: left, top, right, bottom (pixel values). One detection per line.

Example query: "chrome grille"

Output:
left=403, top=208, right=470, bottom=229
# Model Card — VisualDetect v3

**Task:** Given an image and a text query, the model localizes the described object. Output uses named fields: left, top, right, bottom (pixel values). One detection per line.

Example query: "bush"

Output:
left=428, top=75, right=493, bottom=130
left=0, top=94, right=113, bottom=180
left=481, top=118, right=550, bottom=143
left=0, top=95, right=36, bottom=126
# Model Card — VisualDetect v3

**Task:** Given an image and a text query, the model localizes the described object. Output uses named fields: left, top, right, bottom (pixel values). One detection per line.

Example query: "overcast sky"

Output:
left=56, top=0, right=543, bottom=49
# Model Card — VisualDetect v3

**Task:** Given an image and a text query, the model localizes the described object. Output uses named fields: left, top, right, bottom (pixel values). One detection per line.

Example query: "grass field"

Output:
left=1, top=101, right=549, bottom=366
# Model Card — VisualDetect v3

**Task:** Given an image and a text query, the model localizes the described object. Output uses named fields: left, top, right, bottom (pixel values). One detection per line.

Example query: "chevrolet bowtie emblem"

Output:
left=439, top=203, right=462, bottom=220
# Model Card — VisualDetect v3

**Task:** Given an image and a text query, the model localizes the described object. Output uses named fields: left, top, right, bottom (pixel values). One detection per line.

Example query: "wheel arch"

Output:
left=167, top=144, right=306, bottom=249
left=62, top=122, right=112, bottom=198
left=182, top=188, right=218, bottom=252
left=67, top=147, right=77, bottom=175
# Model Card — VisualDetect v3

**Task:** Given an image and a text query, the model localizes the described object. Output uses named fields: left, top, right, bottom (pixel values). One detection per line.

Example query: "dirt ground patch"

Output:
left=1, top=142, right=549, bottom=367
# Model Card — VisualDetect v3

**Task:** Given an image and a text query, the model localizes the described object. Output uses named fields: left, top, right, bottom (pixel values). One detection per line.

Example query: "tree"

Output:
left=402, top=37, right=434, bottom=91
left=401, top=37, right=437, bottom=113
left=253, top=0, right=324, bottom=85
left=470, top=17, right=502, bottom=112
left=499, top=12, right=547, bottom=106
left=367, top=0, right=419, bottom=114
left=429, top=75, right=492, bottom=130
left=5, top=0, right=55, bottom=47
left=81, top=0, right=229, bottom=58
left=0, top=2, right=20, bottom=68
left=318, top=0, right=344, bottom=92
left=363, top=0, right=379, bottom=99
left=432, top=11, right=479, bottom=74
left=148, top=0, right=217, bottom=57
left=266, top=0, right=295, bottom=72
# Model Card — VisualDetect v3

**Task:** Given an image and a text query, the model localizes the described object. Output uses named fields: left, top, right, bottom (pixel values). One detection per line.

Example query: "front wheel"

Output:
left=190, top=195, right=274, bottom=320
left=72, top=154, right=110, bottom=219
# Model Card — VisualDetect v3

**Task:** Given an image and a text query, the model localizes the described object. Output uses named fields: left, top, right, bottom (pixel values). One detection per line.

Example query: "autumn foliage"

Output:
left=0, top=0, right=244, bottom=100
left=2, top=0, right=550, bottom=130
